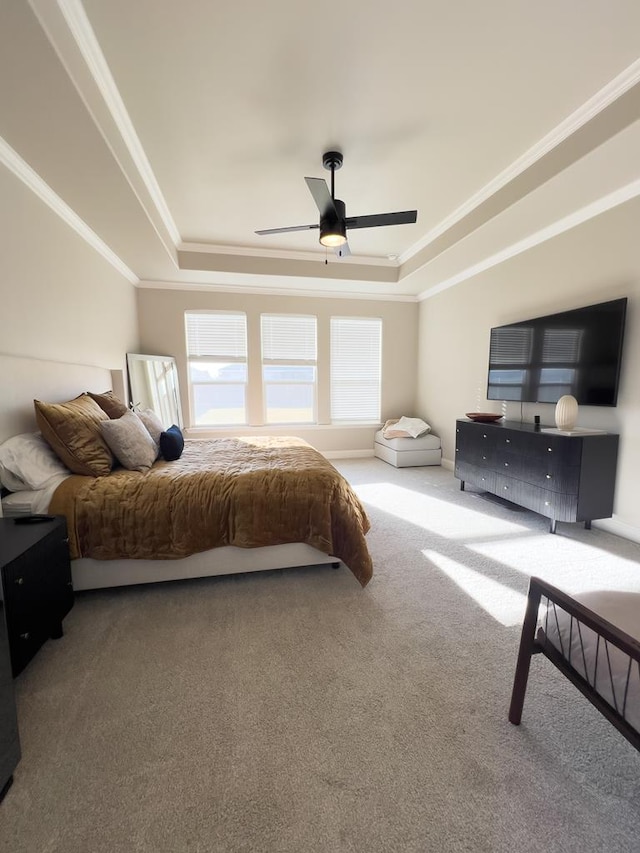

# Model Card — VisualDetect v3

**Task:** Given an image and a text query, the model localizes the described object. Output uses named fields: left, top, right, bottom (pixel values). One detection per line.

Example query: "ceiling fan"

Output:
left=255, top=151, right=418, bottom=257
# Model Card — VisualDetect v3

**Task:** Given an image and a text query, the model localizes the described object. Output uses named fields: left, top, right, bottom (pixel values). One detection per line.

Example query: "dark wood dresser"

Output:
left=0, top=517, right=74, bottom=677
left=454, top=419, right=619, bottom=533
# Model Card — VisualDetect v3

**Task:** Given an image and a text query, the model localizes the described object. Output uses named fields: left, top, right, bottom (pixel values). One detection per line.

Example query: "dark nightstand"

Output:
left=0, top=517, right=74, bottom=677
left=0, top=571, right=20, bottom=802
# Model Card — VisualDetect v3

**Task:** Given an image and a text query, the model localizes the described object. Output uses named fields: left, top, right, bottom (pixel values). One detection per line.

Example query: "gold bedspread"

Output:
left=50, top=436, right=373, bottom=586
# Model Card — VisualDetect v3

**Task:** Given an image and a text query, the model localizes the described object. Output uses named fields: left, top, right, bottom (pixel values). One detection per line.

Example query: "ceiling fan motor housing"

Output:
left=322, top=198, right=346, bottom=228
left=320, top=198, right=347, bottom=246
left=322, top=151, right=343, bottom=172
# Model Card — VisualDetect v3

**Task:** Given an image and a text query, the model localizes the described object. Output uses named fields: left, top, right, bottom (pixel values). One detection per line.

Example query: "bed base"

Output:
left=72, top=544, right=342, bottom=591
left=509, top=576, right=640, bottom=752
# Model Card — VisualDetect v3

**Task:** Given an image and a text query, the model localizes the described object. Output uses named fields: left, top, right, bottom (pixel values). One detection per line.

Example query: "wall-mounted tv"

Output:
left=487, top=297, right=627, bottom=406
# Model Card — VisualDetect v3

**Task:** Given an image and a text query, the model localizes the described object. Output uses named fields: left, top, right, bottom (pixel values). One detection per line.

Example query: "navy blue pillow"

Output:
left=159, top=424, right=184, bottom=461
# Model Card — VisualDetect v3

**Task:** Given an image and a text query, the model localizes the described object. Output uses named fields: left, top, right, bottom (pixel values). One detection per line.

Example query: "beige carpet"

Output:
left=1, top=460, right=639, bottom=853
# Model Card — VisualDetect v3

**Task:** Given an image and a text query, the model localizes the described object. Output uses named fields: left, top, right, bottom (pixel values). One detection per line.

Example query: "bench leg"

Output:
left=509, top=583, right=543, bottom=725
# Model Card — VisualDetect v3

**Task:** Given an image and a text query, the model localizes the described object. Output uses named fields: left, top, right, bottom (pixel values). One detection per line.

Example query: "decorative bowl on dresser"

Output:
left=454, top=418, right=619, bottom=533
left=0, top=516, right=74, bottom=677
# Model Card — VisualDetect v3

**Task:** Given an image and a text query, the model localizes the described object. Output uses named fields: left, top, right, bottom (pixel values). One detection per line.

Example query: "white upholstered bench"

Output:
left=374, top=429, right=442, bottom=468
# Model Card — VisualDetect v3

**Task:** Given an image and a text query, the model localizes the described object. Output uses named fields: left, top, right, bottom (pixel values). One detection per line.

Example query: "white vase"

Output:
left=555, top=395, right=578, bottom=431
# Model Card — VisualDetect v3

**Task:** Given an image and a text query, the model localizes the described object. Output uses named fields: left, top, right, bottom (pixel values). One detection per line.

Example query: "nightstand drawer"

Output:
left=0, top=517, right=73, bottom=677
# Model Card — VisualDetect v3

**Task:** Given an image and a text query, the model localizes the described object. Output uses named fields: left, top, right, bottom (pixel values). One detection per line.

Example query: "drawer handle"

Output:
left=63, top=537, right=70, bottom=544
left=506, top=439, right=510, bottom=444
left=544, top=501, right=551, bottom=506
left=482, top=455, right=487, bottom=460
left=19, top=632, right=30, bottom=640
left=504, top=462, right=509, bottom=467
left=483, top=434, right=487, bottom=439
left=547, top=447, right=553, bottom=452
left=481, top=477, right=486, bottom=481
left=546, top=474, right=553, bottom=480
left=14, top=577, right=24, bottom=585
left=503, top=486, right=509, bottom=491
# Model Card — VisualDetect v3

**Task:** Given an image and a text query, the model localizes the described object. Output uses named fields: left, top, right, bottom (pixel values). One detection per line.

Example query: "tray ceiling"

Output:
left=2, top=0, right=640, bottom=297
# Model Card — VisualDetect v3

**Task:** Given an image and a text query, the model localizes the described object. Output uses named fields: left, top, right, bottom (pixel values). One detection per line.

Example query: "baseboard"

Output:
left=441, top=457, right=454, bottom=471
left=592, top=516, right=640, bottom=544
left=323, top=450, right=375, bottom=459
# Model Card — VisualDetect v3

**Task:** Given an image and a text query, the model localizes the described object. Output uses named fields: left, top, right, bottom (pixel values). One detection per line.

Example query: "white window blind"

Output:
left=186, top=312, right=247, bottom=360
left=185, top=312, right=248, bottom=426
left=261, top=315, right=317, bottom=362
left=261, top=314, right=317, bottom=424
left=331, top=317, right=381, bottom=422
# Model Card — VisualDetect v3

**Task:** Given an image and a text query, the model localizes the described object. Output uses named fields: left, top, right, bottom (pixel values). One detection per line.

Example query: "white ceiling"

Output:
left=2, top=0, right=640, bottom=298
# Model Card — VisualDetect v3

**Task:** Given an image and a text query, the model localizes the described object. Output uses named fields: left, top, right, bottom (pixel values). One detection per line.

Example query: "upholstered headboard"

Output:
left=0, top=354, right=119, bottom=442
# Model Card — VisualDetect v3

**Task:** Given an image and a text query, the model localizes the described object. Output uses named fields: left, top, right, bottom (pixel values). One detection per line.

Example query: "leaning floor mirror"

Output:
left=126, top=353, right=183, bottom=428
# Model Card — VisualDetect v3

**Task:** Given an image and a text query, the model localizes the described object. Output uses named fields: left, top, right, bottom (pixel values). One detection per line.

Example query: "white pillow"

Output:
left=100, top=411, right=158, bottom=473
left=393, top=416, right=431, bottom=438
left=1, top=473, right=68, bottom=515
left=0, top=432, right=71, bottom=490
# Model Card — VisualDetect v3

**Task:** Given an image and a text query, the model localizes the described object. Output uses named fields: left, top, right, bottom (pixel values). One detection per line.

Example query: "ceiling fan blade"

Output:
left=305, top=177, right=338, bottom=219
left=255, top=223, right=319, bottom=235
left=335, top=241, right=351, bottom=258
left=345, top=210, right=417, bottom=230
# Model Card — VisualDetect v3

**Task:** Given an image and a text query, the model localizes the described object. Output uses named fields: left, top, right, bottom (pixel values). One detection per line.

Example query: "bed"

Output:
left=509, top=576, right=640, bottom=752
left=0, top=355, right=372, bottom=591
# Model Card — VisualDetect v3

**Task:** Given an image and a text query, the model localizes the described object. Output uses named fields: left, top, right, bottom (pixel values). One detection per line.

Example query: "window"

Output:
left=185, top=312, right=248, bottom=425
left=330, top=317, right=382, bottom=422
left=261, top=314, right=317, bottom=424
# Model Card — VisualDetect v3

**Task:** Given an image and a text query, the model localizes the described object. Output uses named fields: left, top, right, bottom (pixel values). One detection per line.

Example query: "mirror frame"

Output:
left=126, top=353, right=183, bottom=428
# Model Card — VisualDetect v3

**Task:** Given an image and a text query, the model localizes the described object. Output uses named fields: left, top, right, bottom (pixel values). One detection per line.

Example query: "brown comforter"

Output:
left=50, top=436, right=373, bottom=586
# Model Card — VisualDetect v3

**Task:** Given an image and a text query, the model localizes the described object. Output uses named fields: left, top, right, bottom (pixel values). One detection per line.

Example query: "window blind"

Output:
left=261, top=315, right=317, bottom=362
left=331, top=317, right=381, bottom=422
left=185, top=312, right=247, bottom=360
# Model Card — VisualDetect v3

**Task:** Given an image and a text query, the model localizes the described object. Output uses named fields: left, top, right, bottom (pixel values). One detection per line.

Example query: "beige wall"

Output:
left=0, top=167, right=138, bottom=373
left=137, top=288, right=418, bottom=453
left=416, top=195, right=640, bottom=534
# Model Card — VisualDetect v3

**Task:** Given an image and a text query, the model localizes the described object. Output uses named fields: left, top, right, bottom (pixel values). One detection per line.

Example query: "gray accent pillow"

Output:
left=100, top=411, right=158, bottom=473
left=137, top=408, right=164, bottom=447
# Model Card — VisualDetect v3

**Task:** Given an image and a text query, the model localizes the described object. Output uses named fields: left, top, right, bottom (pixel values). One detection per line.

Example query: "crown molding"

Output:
left=137, top=279, right=417, bottom=302
left=401, top=57, right=640, bottom=267
left=416, top=178, right=640, bottom=302
left=54, top=0, right=181, bottom=247
left=0, top=136, right=138, bottom=284
left=178, top=240, right=397, bottom=268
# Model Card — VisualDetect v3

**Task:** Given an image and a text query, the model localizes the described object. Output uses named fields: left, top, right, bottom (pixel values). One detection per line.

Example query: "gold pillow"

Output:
left=87, top=390, right=128, bottom=419
left=34, top=394, right=114, bottom=476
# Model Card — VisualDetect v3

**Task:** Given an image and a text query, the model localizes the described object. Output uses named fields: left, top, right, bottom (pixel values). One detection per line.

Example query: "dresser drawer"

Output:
left=494, top=474, right=578, bottom=521
left=455, top=423, right=496, bottom=465
left=454, top=460, right=496, bottom=492
left=494, top=450, right=580, bottom=494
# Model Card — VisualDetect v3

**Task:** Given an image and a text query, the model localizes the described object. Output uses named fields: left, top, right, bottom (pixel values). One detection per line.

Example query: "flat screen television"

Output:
left=487, top=297, right=627, bottom=406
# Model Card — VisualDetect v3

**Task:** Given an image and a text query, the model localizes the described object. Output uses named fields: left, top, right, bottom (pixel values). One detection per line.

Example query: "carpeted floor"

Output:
left=1, top=459, right=639, bottom=853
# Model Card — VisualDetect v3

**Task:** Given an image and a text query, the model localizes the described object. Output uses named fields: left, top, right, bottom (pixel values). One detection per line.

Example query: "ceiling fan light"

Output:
left=319, top=210, right=347, bottom=247
left=319, top=229, right=347, bottom=248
